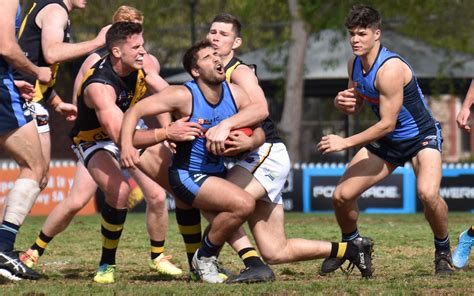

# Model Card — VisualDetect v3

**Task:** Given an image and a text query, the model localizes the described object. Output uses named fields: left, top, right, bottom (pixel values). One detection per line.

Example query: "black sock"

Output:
left=197, top=236, right=222, bottom=258
left=31, top=230, right=54, bottom=256
left=175, top=207, right=202, bottom=270
left=238, top=247, right=265, bottom=267
left=342, top=229, right=360, bottom=242
left=150, top=240, right=165, bottom=260
left=434, top=235, right=450, bottom=253
left=330, top=242, right=357, bottom=260
left=467, top=226, right=474, bottom=237
left=99, top=202, right=127, bottom=265
left=0, top=221, right=19, bottom=252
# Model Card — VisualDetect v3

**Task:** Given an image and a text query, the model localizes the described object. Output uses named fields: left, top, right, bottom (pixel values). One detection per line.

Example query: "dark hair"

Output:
left=211, top=13, right=242, bottom=37
left=182, top=39, right=213, bottom=77
left=344, top=4, right=381, bottom=30
left=106, top=22, right=143, bottom=51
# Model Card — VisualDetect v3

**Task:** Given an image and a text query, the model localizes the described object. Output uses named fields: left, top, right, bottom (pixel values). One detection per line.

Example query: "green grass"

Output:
left=1, top=212, right=473, bottom=295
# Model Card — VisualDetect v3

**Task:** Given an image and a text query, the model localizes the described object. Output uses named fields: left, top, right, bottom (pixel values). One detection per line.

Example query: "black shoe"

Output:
left=320, top=257, right=345, bottom=275
left=348, top=237, right=374, bottom=278
left=434, top=250, right=454, bottom=276
left=226, top=264, right=275, bottom=284
left=0, top=251, right=40, bottom=281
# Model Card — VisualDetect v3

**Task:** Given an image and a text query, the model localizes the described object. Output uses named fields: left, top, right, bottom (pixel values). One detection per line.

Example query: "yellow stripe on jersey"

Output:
left=73, top=127, right=109, bottom=145
left=251, top=143, right=273, bottom=173
left=130, top=70, right=147, bottom=107
left=225, top=60, right=241, bottom=83
left=33, top=63, right=60, bottom=102
left=18, top=2, right=37, bottom=38
left=77, top=67, right=96, bottom=98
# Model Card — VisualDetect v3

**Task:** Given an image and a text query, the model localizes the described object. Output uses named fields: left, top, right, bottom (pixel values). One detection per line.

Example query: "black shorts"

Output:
left=0, top=74, right=31, bottom=134
left=365, top=123, right=442, bottom=167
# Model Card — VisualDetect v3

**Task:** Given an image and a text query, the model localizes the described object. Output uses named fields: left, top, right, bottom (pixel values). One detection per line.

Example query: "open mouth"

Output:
left=216, top=63, right=224, bottom=74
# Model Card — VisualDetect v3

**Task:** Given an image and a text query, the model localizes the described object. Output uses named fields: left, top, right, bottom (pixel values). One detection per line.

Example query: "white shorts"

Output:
left=236, top=142, right=290, bottom=204
left=24, top=102, right=50, bottom=133
left=72, top=140, right=120, bottom=167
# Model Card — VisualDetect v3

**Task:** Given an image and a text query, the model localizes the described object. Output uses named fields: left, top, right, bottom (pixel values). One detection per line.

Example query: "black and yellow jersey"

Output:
left=224, top=57, right=282, bottom=143
left=69, top=56, right=147, bottom=145
left=14, top=0, right=71, bottom=102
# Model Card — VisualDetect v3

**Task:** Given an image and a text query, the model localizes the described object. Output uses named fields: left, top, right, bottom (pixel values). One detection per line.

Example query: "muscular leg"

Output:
left=37, top=132, right=51, bottom=189
left=411, top=148, right=448, bottom=239
left=333, top=147, right=396, bottom=234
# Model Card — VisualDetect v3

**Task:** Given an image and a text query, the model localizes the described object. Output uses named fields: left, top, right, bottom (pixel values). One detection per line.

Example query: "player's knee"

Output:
left=332, top=186, right=354, bottom=206
left=235, top=195, right=255, bottom=219
left=144, top=189, right=167, bottom=207
left=417, top=185, right=439, bottom=205
left=67, top=197, right=90, bottom=213
left=106, top=182, right=132, bottom=206
left=260, top=250, right=283, bottom=265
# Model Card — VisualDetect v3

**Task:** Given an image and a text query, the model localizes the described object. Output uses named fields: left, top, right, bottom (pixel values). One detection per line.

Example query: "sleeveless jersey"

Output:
left=14, top=0, right=71, bottom=102
left=352, top=46, right=438, bottom=141
left=69, top=56, right=147, bottom=144
left=225, top=57, right=282, bottom=143
left=172, top=80, right=238, bottom=173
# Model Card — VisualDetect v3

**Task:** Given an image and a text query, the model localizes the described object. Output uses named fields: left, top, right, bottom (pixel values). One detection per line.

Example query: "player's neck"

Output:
left=111, top=59, right=134, bottom=77
left=62, top=0, right=74, bottom=12
left=197, top=81, right=222, bottom=105
left=222, top=51, right=235, bottom=67
left=360, top=42, right=381, bottom=73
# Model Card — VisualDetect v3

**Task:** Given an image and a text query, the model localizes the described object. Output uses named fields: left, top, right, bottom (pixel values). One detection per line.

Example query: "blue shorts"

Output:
left=0, top=75, right=32, bottom=134
left=365, top=123, right=442, bottom=167
left=168, top=168, right=226, bottom=206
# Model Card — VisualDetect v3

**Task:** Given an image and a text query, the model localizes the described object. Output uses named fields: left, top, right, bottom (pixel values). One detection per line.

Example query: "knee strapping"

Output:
left=4, top=178, right=40, bottom=225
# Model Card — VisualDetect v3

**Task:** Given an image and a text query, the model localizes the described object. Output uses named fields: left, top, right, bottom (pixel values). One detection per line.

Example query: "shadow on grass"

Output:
left=130, top=274, right=182, bottom=282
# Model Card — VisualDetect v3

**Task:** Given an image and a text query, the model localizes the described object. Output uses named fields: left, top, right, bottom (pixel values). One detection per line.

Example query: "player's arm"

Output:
left=142, top=53, right=172, bottom=128
left=206, top=83, right=259, bottom=155
left=223, top=126, right=265, bottom=157
left=0, top=1, right=51, bottom=83
left=72, top=53, right=101, bottom=105
left=120, top=86, right=203, bottom=168
left=318, top=59, right=404, bottom=154
left=84, top=83, right=124, bottom=144
left=39, top=4, right=109, bottom=64
left=457, top=79, right=474, bottom=132
left=334, top=57, right=364, bottom=115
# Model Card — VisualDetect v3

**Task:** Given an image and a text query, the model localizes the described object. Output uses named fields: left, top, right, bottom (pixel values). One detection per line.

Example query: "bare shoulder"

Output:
left=228, top=82, right=250, bottom=106
left=38, top=3, right=68, bottom=25
left=231, top=64, right=257, bottom=83
left=377, top=58, right=412, bottom=87
left=143, top=53, right=160, bottom=73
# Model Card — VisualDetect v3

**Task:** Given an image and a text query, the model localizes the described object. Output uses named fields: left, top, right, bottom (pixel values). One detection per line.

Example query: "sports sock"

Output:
left=175, top=207, right=201, bottom=270
left=31, top=230, right=53, bottom=256
left=342, top=229, right=360, bottom=242
left=434, top=235, right=451, bottom=253
left=150, top=239, right=165, bottom=260
left=197, top=235, right=222, bottom=258
left=467, top=226, right=474, bottom=237
left=329, top=242, right=357, bottom=260
left=99, top=202, right=127, bottom=265
left=0, top=221, right=20, bottom=252
left=238, top=247, right=265, bottom=267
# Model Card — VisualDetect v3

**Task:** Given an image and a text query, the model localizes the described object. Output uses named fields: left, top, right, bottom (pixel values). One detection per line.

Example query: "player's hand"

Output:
left=120, top=144, right=140, bottom=169
left=54, top=101, right=77, bottom=121
left=166, top=116, right=203, bottom=142
left=14, top=80, right=35, bottom=101
left=36, top=66, right=52, bottom=84
left=222, top=130, right=253, bottom=157
left=317, top=134, right=348, bottom=154
left=164, top=140, right=177, bottom=154
left=456, top=107, right=471, bottom=132
left=95, top=24, right=112, bottom=46
left=335, top=88, right=358, bottom=113
left=205, top=121, right=231, bottom=155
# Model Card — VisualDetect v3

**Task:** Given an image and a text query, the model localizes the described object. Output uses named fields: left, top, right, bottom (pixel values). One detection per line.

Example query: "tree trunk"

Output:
left=280, top=0, right=308, bottom=163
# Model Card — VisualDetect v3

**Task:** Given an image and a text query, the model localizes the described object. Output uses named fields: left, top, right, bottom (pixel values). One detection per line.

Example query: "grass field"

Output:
left=1, top=212, right=473, bottom=295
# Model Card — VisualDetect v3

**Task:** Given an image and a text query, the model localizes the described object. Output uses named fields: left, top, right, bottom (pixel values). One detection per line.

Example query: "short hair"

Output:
left=344, top=4, right=382, bottom=30
left=106, top=22, right=143, bottom=51
left=112, top=5, right=144, bottom=23
left=182, top=40, right=213, bottom=77
left=211, top=13, right=242, bottom=37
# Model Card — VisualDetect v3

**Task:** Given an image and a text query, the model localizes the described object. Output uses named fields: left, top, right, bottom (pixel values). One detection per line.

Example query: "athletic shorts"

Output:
left=235, top=142, right=290, bottom=204
left=0, top=75, right=32, bottom=134
left=366, top=122, right=443, bottom=167
left=23, top=101, right=50, bottom=134
left=168, top=168, right=226, bottom=206
left=72, top=140, right=120, bottom=168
